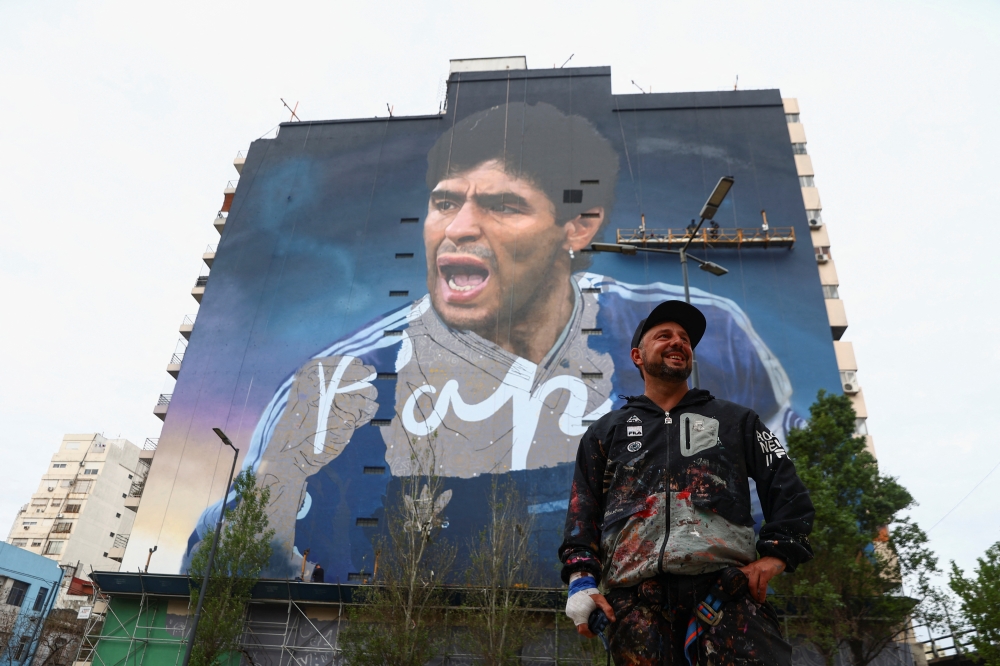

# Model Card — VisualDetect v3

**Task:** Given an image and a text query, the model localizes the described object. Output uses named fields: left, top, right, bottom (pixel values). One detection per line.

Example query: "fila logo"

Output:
left=627, top=441, right=642, bottom=452
left=627, top=415, right=641, bottom=423
left=627, top=425, right=642, bottom=437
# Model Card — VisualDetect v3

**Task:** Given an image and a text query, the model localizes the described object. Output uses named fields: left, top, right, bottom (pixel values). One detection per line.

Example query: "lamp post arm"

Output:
left=681, top=217, right=708, bottom=254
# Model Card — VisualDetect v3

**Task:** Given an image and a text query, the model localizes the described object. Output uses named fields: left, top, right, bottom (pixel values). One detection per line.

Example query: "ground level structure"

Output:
left=75, top=572, right=925, bottom=666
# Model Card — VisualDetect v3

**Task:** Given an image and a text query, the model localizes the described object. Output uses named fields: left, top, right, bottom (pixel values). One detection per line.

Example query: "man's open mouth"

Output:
left=437, top=254, right=492, bottom=302
left=665, top=351, right=688, bottom=364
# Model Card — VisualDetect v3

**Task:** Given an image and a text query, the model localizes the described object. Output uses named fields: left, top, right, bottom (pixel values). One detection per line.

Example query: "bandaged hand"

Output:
left=566, top=573, right=616, bottom=637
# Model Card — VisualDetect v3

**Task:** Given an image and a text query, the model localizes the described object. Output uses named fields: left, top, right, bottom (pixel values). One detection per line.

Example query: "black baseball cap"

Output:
left=630, top=300, right=707, bottom=350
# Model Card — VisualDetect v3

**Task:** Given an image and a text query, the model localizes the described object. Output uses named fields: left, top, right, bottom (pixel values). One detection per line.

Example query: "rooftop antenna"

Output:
left=734, top=74, right=739, bottom=91
left=387, top=103, right=394, bottom=117
left=560, top=54, right=574, bottom=68
left=280, top=98, right=300, bottom=122
left=631, top=80, right=648, bottom=94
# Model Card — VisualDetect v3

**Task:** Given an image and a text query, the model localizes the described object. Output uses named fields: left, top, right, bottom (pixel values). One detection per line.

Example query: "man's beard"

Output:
left=641, top=348, right=692, bottom=382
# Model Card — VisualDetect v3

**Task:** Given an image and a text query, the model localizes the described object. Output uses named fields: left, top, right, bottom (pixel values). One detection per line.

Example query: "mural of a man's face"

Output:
left=424, top=159, right=591, bottom=333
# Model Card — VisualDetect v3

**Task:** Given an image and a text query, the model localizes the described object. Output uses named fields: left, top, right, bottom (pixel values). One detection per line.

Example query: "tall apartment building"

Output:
left=5, top=434, right=155, bottom=607
left=783, top=98, right=873, bottom=455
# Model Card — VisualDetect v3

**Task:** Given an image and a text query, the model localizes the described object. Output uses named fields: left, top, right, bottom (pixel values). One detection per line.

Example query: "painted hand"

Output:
left=739, top=556, right=786, bottom=603
left=257, top=355, right=378, bottom=564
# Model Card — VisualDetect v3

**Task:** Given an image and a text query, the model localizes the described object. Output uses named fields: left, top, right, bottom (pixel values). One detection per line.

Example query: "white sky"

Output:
left=1, top=0, right=997, bottom=592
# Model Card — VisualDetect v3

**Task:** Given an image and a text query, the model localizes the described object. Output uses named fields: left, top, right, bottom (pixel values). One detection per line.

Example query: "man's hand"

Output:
left=739, top=556, right=786, bottom=603
left=575, top=593, right=616, bottom=638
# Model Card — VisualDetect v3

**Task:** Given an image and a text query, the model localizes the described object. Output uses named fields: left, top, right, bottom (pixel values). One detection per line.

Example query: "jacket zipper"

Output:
left=657, top=410, right=672, bottom=574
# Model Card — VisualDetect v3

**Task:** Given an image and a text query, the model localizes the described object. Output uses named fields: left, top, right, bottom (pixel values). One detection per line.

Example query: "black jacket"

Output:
left=558, top=389, right=814, bottom=585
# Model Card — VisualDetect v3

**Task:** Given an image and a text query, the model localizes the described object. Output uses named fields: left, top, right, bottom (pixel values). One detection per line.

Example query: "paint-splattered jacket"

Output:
left=559, top=390, right=813, bottom=588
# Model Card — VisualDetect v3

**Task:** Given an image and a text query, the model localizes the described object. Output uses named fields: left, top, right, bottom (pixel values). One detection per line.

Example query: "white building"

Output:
left=5, top=434, right=154, bottom=608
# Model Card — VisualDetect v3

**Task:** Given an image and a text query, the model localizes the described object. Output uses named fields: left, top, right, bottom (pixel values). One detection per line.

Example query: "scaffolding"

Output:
left=615, top=226, right=796, bottom=250
left=73, top=573, right=603, bottom=666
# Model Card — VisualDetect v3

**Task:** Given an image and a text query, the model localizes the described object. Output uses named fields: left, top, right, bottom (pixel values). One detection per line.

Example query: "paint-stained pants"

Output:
left=605, top=575, right=791, bottom=666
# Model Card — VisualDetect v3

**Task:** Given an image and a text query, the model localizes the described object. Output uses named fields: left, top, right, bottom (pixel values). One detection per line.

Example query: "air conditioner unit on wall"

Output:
left=842, top=381, right=859, bottom=394
left=815, top=253, right=829, bottom=263
left=809, top=218, right=823, bottom=229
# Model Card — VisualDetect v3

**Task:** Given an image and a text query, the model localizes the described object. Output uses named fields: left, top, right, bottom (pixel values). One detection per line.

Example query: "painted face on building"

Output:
left=424, top=159, right=602, bottom=336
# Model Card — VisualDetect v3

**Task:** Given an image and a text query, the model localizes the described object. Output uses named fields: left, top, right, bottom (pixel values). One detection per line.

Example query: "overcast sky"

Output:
left=1, top=0, right=997, bottom=593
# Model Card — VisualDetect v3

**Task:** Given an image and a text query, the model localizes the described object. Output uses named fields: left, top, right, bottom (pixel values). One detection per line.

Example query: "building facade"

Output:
left=126, top=57, right=871, bottom=587
left=0, top=541, right=64, bottom=666
left=5, top=434, right=154, bottom=608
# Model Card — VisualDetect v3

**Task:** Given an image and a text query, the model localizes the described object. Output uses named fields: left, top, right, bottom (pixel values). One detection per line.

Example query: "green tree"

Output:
left=772, top=391, right=938, bottom=666
left=950, top=541, right=1000, bottom=665
left=188, top=469, right=274, bottom=666
left=340, top=445, right=455, bottom=666
left=461, top=477, right=542, bottom=666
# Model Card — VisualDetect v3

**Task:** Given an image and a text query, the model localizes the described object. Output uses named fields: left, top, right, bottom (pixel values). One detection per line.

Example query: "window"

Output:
left=383, top=330, right=402, bottom=337
left=6, top=580, right=29, bottom=607
left=581, top=328, right=602, bottom=335
left=52, top=463, right=66, bottom=469
left=60, top=480, right=73, bottom=488
left=347, top=573, right=367, bottom=582
left=363, top=466, right=386, bottom=475
left=791, top=143, right=807, bottom=155
left=356, top=517, right=379, bottom=527
left=52, top=522, right=72, bottom=534
left=83, top=469, right=98, bottom=475
left=74, top=480, right=92, bottom=493
left=13, top=636, right=30, bottom=660
left=115, top=512, right=121, bottom=518
left=376, top=372, right=397, bottom=380
left=65, top=442, right=80, bottom=450
left=22, top=521, right=37, bottom=527
left=30, top=541, right=41, bottom=548
left=32, top=588, right=48, bottom=612
left=799, top=175, right=816, bottom=188
left=45, top=541, right=64, bottom=555
left=370, top=419, right=392, bottom=427
left=563, top=189, right=583, bottom=203
left=855, top=418, right=869, bottom=436
left=61, top=503, right=80, bottom=514
left=581, top=372, right=604, bottom=380
left=822, top=285, right=840, bottom=299
left=31, top=500, right=47, bottom=507
left=395, top=253, right=414, bottom=259
left=389, top=290, right=409, bottom=297
left=580, top=179, right=600, bottom=185
left=400, top=217, right=419, bottom=224
left=50, top=500, right=61, bottom=506
left=785, top=113, right=800, bottom=123
left=582, top=287, right=601, bottom=294
left=10, top=539, right=27, bottom=547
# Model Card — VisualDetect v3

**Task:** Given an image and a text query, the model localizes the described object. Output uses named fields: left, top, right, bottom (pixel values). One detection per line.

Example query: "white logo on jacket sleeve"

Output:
left=757, top=429, right=787, bottom=466
left=627, top=415, right=641, bottom=423
left=627, top=441, right=642, bottom=452
left=627, top=425, right=642, bottom=437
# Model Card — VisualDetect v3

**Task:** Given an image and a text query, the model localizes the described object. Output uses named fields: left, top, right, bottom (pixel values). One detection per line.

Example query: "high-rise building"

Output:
left=5, top=434, right=154, bottom=607
left=782, top=97, right=872, bottom=456
left=125, top=57, right=871, bottom=585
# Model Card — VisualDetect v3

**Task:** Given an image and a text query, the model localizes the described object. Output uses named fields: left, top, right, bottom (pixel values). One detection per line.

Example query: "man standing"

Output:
left=559, top=300, right=814, bottom=665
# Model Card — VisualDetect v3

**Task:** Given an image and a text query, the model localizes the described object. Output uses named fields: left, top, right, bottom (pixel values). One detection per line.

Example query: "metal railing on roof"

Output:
left=143, top=438, right=158, bottom=451
left=157, top=394, right=172, bottom=406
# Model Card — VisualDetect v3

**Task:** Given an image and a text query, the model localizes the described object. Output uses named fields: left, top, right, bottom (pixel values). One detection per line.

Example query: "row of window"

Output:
left=8, top=538, right=64, bottom=555
left=3, top=580, right=48, bottom=611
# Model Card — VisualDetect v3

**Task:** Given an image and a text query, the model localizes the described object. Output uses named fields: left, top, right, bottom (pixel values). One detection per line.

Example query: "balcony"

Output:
left=214, top=212, right=226, bottom=235
left=192, top=275, right=208, bottom=303
left=167, top=353, right=183, bottom=379
left=124, top=479, right=145, bottom=512
left=108, top=533, right=129, bottom=562
left=203, top=244, right=217, bottom=269
left=221, top=180, right=237, bottom=213
left=179, top=314, right=195, bottom=340
left=153, top=394, right=171, bottom=421
left=234, top=150, right=246, bottom=175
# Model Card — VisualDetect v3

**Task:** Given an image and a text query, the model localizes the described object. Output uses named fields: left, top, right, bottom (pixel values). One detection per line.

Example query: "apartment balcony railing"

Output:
left=194, top=276, right=209, bottom=288
left=144, top=438, right=158, bottom=451
left=128, top=480, right=145, bottom=498
left=180, top=314, right=195, bottom=340
left=157, top=394, right=172, bottom=406
left=112, top=533, right=129, bottom=549
left=203, top=244, right=217, bottom=269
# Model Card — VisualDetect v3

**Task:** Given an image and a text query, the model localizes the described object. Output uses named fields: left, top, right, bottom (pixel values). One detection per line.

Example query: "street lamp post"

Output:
left=181, top=428, right=239, bottom=666
left=591, top=176, right=734, bottom=388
